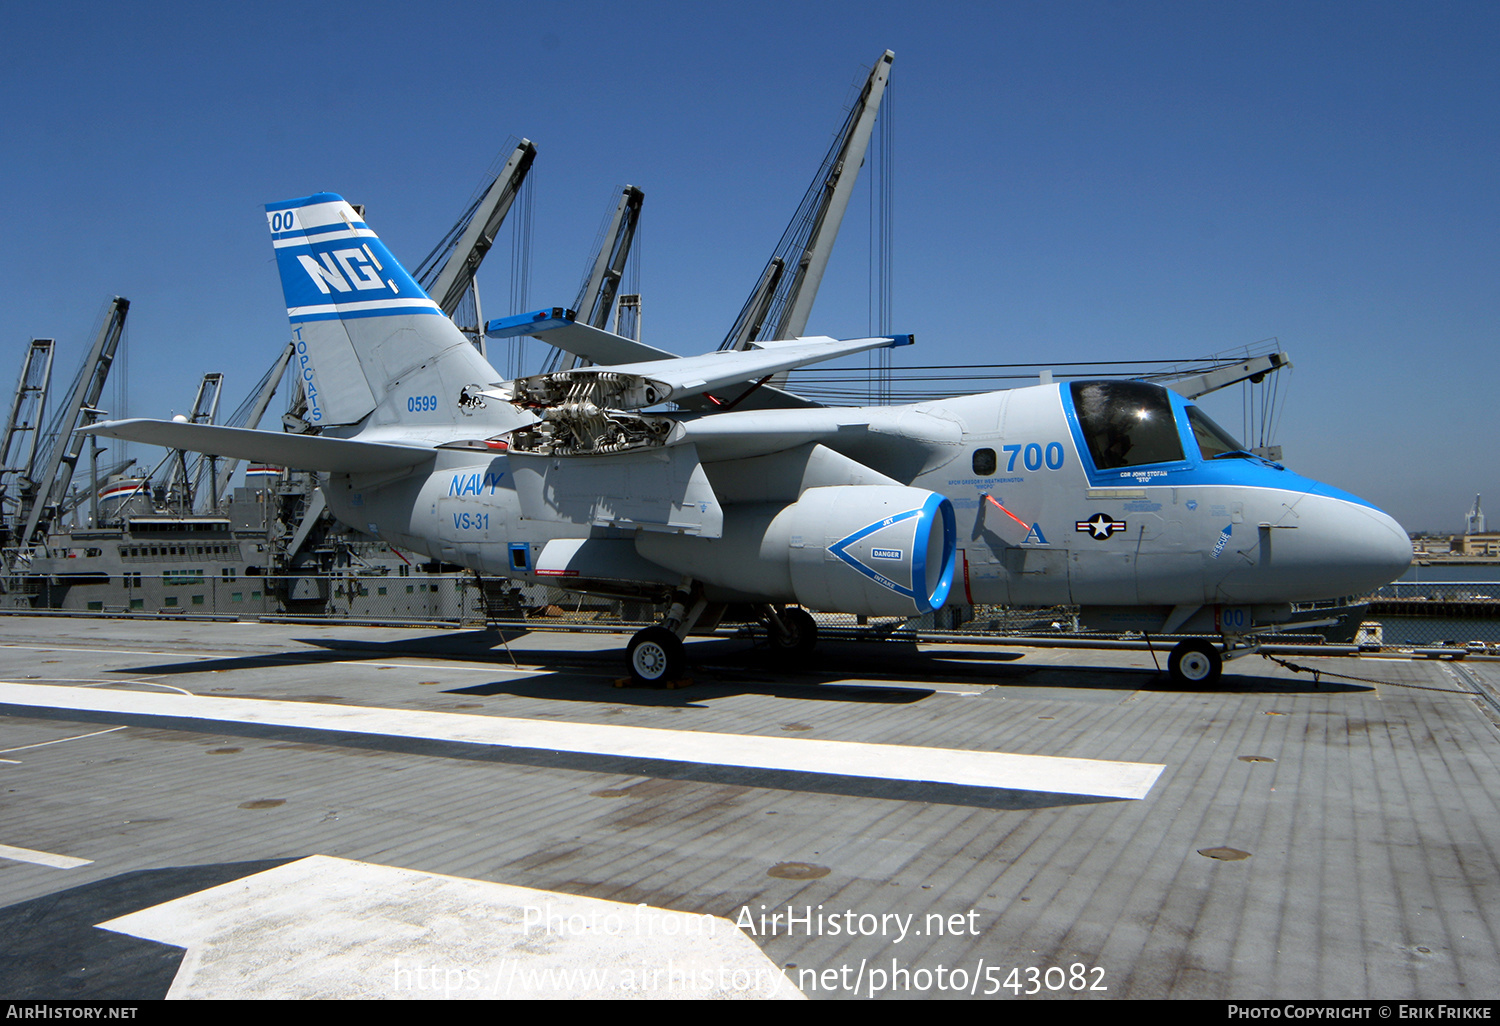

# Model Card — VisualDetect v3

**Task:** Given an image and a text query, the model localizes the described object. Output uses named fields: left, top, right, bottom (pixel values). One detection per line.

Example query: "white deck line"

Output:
left=0, top=843, right=92, bottom=869
left=100, top=855, right=796, bottom=999
left=0, top=682, right=1164, bottom=800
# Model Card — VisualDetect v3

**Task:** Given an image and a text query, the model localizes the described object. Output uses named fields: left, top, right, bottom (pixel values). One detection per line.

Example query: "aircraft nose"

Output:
left=1217, top=490, right=1410, bottom=603
left=1305, top=495, right=1412, bottom=595
left=1351, top=503, right=1413, bottom=589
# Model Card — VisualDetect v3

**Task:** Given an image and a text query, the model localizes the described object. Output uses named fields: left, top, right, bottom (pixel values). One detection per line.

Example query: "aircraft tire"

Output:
left=1168, top=638, right=1223, bottom=687
left=770, top=607, right=818, bottom=657
left=628, top=626, right=685, bottom=684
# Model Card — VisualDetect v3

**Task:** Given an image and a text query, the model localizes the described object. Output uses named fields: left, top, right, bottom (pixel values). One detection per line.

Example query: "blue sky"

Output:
left=2, top=1, right=1496, bottom=531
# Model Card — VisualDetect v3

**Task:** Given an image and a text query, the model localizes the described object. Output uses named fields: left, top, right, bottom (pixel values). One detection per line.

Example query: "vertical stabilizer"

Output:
left=266, top=194, right=507, bottom=431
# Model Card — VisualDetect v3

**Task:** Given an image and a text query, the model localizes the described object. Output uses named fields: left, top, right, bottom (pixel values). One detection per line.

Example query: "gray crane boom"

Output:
left=1159, top=351, right=1291, bottom=399
left=720, top=50, right=894, bottom=372
left=0, top=339, right=56, bottom=530
left=21, top=297, right=128, bottom=546
left=772, top=49, right=894, bottom=342
left=424, top=139, right=537, bottom=340
left=576, top=185, right=644, bottom=330
left=213, top=342, right=295, bottom=504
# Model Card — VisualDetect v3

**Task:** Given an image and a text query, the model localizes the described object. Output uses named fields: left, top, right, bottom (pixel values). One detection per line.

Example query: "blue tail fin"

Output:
left=265, top=193, right=509, bottom=431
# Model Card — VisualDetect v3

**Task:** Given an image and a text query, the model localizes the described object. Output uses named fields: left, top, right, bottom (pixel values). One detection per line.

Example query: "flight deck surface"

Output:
left=0, top=615, right=1496, bottom=1000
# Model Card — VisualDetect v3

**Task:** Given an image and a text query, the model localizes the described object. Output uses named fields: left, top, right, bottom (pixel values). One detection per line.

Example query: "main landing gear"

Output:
left=765, top=605, right=818, bottom=658
left=624, top=595, right=821, bottom=685
left=627, top=626, right=685, bottom=684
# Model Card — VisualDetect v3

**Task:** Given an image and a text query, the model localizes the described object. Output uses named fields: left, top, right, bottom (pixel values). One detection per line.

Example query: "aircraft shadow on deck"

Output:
left=112, top=629, right=524, bottom=676
left=105, top=629, right=1369, bottom=701
left=679, top=637, right=1370, bottom=696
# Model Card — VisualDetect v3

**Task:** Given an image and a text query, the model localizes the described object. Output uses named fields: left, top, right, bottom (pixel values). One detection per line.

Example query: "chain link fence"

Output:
left=1365, top=581, right=1500, bottom=651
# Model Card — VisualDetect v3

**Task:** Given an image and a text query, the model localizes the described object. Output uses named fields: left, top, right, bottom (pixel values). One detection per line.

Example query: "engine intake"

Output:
left=637, top=485, right=956, bottom=617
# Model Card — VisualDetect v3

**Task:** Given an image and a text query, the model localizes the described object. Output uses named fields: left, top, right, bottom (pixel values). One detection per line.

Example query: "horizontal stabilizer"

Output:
left=79, top=420, right=435, bottom=474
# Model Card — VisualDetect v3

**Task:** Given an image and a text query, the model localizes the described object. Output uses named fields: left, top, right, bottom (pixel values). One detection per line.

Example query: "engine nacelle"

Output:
left=636, top=485, right=956, bottom=617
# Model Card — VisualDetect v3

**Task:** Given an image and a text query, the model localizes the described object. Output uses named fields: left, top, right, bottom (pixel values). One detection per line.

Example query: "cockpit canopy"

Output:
left=1070, top=380, right=1244, bottom=470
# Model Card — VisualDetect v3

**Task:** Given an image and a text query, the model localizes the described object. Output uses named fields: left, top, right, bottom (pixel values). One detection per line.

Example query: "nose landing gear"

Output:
left=1165, top=635, right=1264, bottom=687
left=1168, top=638, right=1223, bottom=686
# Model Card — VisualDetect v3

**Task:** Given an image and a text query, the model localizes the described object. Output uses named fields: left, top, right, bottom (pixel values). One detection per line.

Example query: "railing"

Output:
left=0, top=572, right=493, bottom=624
left=1373, top=581, right=1500, bottom=602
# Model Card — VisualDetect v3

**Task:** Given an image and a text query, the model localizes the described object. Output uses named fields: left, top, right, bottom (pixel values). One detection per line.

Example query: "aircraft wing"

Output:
left=78, top=419, right=436, bottom=474
left=597, top=334, right=911, bottom=399
left=492, top=332, right=912, bottom=411
left=487, top=308, right=676, bottom=365
left=486, top=307, right=825, bottom=411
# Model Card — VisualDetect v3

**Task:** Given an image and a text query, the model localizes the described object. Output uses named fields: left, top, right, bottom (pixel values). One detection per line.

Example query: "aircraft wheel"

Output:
left=1168, top=638, right=1223, bottom=687
left=628, top=626, right=685, bottom=684
left=769, top=607, right=818, bottom=657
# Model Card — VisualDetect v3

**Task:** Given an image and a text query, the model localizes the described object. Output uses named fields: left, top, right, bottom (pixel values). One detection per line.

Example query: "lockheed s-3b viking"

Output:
left=84, top=194, right=1412, bottom=686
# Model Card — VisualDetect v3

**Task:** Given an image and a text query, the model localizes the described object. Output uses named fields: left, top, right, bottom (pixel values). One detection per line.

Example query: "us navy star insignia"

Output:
left=1077, top=513, right=1127, bottom=540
